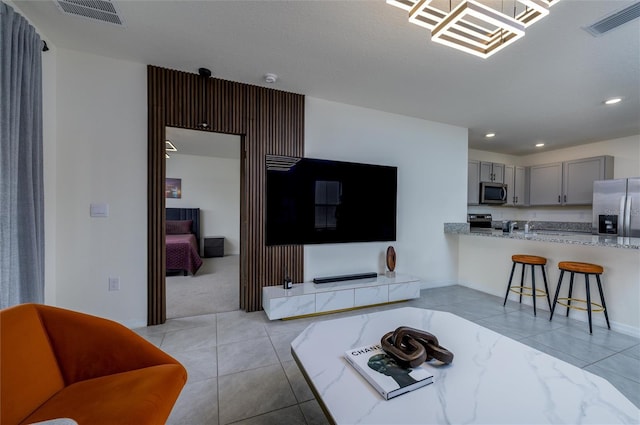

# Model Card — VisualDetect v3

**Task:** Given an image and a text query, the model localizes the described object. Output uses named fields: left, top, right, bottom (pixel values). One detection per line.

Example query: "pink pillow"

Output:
left=166, top=220, right=192, bottom=234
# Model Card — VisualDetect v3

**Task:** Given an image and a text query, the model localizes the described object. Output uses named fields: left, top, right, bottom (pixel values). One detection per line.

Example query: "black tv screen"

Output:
left=266, top=156, right=397, bottom=245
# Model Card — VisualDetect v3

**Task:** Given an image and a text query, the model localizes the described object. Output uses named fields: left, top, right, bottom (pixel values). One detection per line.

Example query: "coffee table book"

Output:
left=344, top=343, right=433, bottom=400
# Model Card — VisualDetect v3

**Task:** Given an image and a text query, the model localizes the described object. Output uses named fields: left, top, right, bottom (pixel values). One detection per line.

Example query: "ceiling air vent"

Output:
left=53, top=0, right=125, bottom=26
left=583, top=1, right=640, bottom=37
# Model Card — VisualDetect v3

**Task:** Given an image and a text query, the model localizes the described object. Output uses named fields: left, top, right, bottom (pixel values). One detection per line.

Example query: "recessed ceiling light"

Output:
left=485, top=133, right=495, bottom=138
left=264, top=73, right=278, bottom=83
left=604, top=97, right=622, bottom=105
left=535, top=143, right=545, bottom=147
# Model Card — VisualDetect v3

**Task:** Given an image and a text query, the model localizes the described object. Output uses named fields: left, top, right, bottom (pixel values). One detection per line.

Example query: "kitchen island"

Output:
left=445, top=223, right=640, bottom=249
left=445, top=222, right=640, bottom=336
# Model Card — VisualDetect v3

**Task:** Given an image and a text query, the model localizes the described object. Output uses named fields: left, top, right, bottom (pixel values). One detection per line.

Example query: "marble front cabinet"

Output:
left=262, top=273, right=421, bottom=320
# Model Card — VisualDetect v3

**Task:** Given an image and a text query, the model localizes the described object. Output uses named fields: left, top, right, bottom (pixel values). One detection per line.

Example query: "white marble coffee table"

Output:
left=291, top=307, right=639, bottom=424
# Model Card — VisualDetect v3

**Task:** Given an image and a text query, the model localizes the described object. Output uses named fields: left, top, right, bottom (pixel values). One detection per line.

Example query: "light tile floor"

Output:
left=134, top=285, right=640, bottom=424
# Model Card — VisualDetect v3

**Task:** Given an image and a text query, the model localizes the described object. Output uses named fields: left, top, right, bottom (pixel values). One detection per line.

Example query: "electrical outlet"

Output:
left=108, top=277, right=120, bottom=291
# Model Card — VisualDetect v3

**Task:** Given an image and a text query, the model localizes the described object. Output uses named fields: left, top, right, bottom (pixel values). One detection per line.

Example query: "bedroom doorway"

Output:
left=164, top=127, right=242, bottom=318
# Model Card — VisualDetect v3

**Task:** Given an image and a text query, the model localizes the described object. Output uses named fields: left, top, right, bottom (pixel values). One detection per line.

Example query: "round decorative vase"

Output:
left=386, top=246, right=396, bottom=272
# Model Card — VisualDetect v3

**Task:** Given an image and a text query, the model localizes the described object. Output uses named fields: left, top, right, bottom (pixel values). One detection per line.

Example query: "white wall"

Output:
left=54, top=49, right=147, bottom=327
left=44, top=49, right=468, bottom=326
left=468, top=149, right=520, bottom=167
left=469, top=135, right=640, bottom=222
left=35, top=42, right=636, bottom=328
left=166, top=153, right=240, bottom=255
left=520, top=135, right=640, bottom=178
left=305, top=98, right=468, bottom=287
left=470, top=135, right=640, bottom=176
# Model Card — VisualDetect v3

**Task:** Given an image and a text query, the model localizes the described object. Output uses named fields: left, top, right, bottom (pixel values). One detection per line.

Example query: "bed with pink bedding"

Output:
left=166, top=208, right=202, bottom=276
left=166, top=233, right=202, bottom=275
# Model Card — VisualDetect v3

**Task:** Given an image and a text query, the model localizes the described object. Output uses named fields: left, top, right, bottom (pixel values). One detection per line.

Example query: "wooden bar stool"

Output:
left=503, top=255, right=551, bottom=316
left=550, top=261, right=610, bottom=334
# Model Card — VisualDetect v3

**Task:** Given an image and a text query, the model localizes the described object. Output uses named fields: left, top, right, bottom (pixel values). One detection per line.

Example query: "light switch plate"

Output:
left=108, top=277, right=120, bottom=291
left=90, top=203, right=109, bottom=217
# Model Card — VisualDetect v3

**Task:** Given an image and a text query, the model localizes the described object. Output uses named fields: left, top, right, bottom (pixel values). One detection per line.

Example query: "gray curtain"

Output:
left=0, top=2, right=44, bottom=308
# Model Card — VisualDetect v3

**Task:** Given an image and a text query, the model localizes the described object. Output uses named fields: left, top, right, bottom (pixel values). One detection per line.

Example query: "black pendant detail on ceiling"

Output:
left=198, top=67, right=212, bottom=129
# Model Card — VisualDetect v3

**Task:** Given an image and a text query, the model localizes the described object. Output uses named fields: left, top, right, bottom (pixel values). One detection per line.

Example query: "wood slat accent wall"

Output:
left=147, top=65, right=304, bottom=324
left=147, top=66, right=166, bottom=325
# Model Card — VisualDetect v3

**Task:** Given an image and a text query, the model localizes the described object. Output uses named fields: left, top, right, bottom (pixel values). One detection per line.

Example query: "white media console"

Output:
left=262, top=273, right=421, bottom=320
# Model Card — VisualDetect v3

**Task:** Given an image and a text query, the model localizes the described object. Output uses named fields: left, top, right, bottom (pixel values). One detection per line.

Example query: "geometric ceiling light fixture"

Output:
left=165, top=140, right=178, bottom=152
left=387, top=0, right=417, bottom=13
left=165, top=140, right=177, bottom=159
left=408, top=0, right=501, bottom=42
left=430, top=1, right=526, bottom=58
left=515, top=0, right=549, bottom=27
left=408, top=0, right=448, bottom=30
left=387, top=0, right=559, bottom=58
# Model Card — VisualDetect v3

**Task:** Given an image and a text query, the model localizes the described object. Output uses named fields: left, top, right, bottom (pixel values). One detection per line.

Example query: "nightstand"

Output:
left=203, top=236, right=224, bottom=258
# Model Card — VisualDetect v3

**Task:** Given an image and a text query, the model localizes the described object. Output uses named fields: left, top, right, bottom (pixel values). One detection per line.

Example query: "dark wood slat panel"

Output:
left=244, top=86, right=304, bottom=311
left=148, top=66, right=304, bottom=321
left=147, top=66, right=167, bottom=325
left=147, top=67, right=156, bottom=325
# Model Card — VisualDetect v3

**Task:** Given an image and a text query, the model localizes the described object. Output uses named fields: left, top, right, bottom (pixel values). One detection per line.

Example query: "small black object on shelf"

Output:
left=283, top=267, right=292, bottom=289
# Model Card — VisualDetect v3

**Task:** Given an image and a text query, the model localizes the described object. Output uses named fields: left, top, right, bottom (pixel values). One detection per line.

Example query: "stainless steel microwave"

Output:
left=480, top=182, right=507, bottom=204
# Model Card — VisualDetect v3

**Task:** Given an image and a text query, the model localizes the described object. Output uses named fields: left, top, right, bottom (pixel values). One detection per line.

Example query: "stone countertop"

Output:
left=444, top=223, right=640, bottom=250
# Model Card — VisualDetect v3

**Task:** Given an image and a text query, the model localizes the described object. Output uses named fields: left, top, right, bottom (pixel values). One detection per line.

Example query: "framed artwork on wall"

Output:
left=165, top=178, right=182, bottom=199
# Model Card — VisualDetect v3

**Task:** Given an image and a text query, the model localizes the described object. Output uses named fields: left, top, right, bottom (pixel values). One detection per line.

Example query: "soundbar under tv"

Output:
left=313, top=272, right=378, bottom=284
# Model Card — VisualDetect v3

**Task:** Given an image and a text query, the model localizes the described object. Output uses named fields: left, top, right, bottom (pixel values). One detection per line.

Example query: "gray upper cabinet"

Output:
left=529, top=163, right=563, bottom=205
left=563, top=156, right=614, bottom=205
left=468, top=160, right=480, bottom=205
left=504, top=165, right=527, bottom=206
left=515, top=166, right=527, bottom=206
left=480, top=162, right=504, bottom=183
left=529, top=156, right=614, bottom=206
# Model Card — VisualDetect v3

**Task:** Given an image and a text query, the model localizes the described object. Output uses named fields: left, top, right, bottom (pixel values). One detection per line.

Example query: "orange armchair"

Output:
left=1, top=303, right=187, bottom=425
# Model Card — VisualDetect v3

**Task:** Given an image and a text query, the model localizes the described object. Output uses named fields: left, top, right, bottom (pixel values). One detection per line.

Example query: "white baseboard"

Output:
left=419, top=279, right=458, bottom=290
left=123, top=319, right=147, bottom=329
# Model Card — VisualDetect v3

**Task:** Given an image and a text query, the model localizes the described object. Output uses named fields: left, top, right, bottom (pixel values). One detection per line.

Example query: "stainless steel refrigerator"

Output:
left=592, top=178, right=640, bottom=237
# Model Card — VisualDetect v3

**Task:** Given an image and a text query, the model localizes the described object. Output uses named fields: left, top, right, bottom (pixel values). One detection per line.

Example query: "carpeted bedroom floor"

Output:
left=167, top=254, right=240, bottom=318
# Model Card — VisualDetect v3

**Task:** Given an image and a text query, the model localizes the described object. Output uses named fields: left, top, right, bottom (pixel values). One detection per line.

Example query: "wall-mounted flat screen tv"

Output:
left=266, top=155, right=397, bottom=246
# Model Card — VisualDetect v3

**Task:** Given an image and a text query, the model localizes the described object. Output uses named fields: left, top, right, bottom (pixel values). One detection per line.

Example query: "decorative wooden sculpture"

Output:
left=386, top=246, right=396, bottom=272
left=381, top=326, right=454, bottom=367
